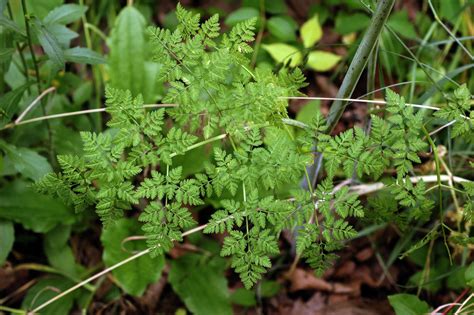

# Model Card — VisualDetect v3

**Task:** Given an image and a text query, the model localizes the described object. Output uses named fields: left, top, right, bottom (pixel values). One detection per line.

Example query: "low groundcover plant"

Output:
left=35, top=3, right=473, bottom=294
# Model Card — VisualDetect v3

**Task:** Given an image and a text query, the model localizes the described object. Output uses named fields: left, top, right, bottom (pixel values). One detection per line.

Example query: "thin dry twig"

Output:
left=15, top=87, right=56, bottom=124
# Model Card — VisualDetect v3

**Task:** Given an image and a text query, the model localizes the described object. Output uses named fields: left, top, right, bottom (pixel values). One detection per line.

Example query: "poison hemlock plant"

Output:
left=35, top=4, right=474, bottom=290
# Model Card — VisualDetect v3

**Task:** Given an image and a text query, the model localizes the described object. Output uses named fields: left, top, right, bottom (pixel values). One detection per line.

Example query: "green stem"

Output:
left=20, top=0, right=54, bottom=160
left=326, top=0, right=395, bottom=133
left=0, top=306, right=26, bottom=314
left=422, top=126, right=452, bottom=265
left=251, top=0, right=265, bottom=67
left=6, top=2, right=31, bottom=94
left=80, top=0, right=102, bottom=131
left=367, top=43, right=378, bottom=99
left=169, top=133, right=227, bottom=159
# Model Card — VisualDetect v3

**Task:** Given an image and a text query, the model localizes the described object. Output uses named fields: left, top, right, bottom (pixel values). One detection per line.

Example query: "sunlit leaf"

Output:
left=300, top=15, right=322, bottom=48
left=307, top=50, right=341, bottom=71
left=262, top=43, right=302, bottom=67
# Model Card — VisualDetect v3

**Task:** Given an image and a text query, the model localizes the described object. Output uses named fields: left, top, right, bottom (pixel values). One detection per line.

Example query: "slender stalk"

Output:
left=325, top=0, right=395, bottom=133
left=428, top=0, right=473, bottom=60
left=367, top=44, right=378, bottom=100
left=282, top=96, right=441, bottom=111
left=28, top=249, right=151, bottom=314
left=80, top=0, right=102, bottom=131
left=169, top=133, right=227, bottom=158
left=15, top=87, right=55, bottom=123
left=422, top=126, right=452, bottom=265
left=20, top=0, right=54, bottom=159
left=30, top=222, right=213, bottom=314
left=1, top=104, right=178, bottom=130
left=251, top=0, right=265, bottom=67
left=6, top=2, right=31, bottom=94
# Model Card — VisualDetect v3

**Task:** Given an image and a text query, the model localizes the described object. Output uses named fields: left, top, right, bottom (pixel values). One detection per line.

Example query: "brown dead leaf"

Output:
left=290, top=268, right=333, bottom=292
left=334, top=261, right=356, bottom=278
left=356, top=248, right=373, bottom=262
left=289, top=268, right=354, bottom=295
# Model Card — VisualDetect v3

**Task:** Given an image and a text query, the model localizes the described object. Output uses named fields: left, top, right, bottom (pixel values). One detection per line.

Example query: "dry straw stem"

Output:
left=2, top=103, right=178, bottom=130
left=29, top=223, right=210, bottom=314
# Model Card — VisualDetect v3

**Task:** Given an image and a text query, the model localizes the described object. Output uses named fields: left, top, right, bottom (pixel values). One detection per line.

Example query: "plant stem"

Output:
left=30, top=222, right=215, bottom=314
left=428, top=0, right=473, bottom=60
left=1, top=103, right=177, bottom=130
left=169, top=133, right=227, bottom=158
left=422, top=126, right=452, bottom=265
left=325, top=0, right=395, bottom=134
left=6, top=2, right=31, bottom=94
left=251, top=0, right=265, bottom=67
left=20, top=0, right=54, bottom=160
left=80, top=0, right=102, bottom=131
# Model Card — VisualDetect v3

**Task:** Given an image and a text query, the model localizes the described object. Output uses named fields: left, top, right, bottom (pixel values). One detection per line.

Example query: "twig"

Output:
left=15, top=87, right=56, bottom=124
left=282, top=96, right=471, bottom=120
left=428, top=0, right=473, bottom=60
left=455, top=293, right=474, bottom=315
left=325, top=0, right=395, bottom=133
left=349, top=175, right=471, bottom=196
left=21, top=0, right=54, bottom=161
left=281, top=96, right=441, bottom=111
left=29, top=222, right=211, bottom=314
left=2, top=104, right=178, bottom=130
left=429, top=120, right=457, bottom=136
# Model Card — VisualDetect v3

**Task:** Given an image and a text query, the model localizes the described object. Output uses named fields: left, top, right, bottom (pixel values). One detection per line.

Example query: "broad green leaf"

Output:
left=335, top=13, right=370, bottom=35
left=262, top=43, right=302, bottom=67
left=307, top=50, right=341, bottom=71
left=446, top=267, right=467, bottom=290
left=33, top=18, right=65, bottom=69
left=169, top=254, right=232, bottom=315
left=267, top=16, right=297, bottom=42
left=109, top=6, right=157, bottom=102
left=388, top=294, right=430, bottom=315
left=465, top=263, right=474, bottom=287
left=25, top=0, right=63, bottom=20
left=46, top=24, right=78, bottom=47
left=224, top=7, right=259, bottom=27
left=44, top=225, right=78, bottom=278
left=101, top=218, right=165, bottom=296
left=0, top=219, right=14, bottom=265
left=0, top=84, right=28, bottom=128
left=64, top=47, right=106, bottom=65
left=300, top=15, right=322, bottom=48
left=0, top=47, right=15, bottom=62
left=388, top=11, right=417, bottom=39
left=0, top=142, right=52, bottom=180
left=0, top=180, right=74, bottom=233
left=439, top=0, right=462, bottom=20
left=0, top=16, right=26, bottom=37
left=264, top=0, right=286, bottom=14
left=22, top=277, right=76, bottom=315
left=44, top=4, right=87, bottom=25
left=230, top=288, right=256, bottom=306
